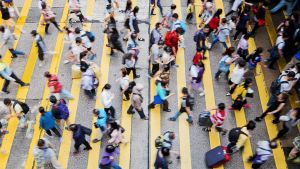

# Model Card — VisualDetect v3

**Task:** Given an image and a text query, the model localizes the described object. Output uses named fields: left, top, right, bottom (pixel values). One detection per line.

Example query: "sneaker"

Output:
left=1, top=90, right=10, bottom=94
left=92, top=138, right=101, bottom=143
left=169, top=117, right=176, bottom=121
left=243, top=104, right=251, bottom=108
left=255, top=117, right=262, bottom=122
left=163, top=109, right=172, bottom=112
left=84, top=147, right=92, bottom=151
left=63, top=60, right=70, bottom=64
left=226, top=92, right=231, bottom=96
left=199, top=92, right=205, bottom=96
left=21, top=83, right=30, bottom=87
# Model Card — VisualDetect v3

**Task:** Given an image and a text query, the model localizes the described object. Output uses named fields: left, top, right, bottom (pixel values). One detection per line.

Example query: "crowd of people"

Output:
left=0, top=0, right=299, bottom=169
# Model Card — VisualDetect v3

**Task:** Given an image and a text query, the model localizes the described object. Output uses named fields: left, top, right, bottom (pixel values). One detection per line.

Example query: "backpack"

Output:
left=228, top=127, right=248, bottom=143
left=155, top=131, right=173, bottom=149
left=13, top=100, right=30, bottom=114
left=193, top=29, right=204, bottom=42
left=52, top=99, right=70, bottom=119
left=187, top=95, right=195, bottom=111
left=82, top=31, right=95, bottom=42
left=269, top=75, right=288, bottom=95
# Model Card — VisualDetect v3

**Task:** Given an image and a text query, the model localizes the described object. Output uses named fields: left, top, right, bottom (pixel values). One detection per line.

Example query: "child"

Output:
left=186, top=1, right=194, bottom=24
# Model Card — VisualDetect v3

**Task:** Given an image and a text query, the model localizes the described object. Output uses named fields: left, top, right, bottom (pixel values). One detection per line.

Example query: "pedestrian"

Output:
left=270, top=0, right=299, bottom=16
left=73, top=27, right=95, bottom=60
left=185, top=0, right=194, bottom=24
left=44, top=71, right=74, bottom=100
left=250, top=2, right=266, bottom=36
left=122, top=52, right=140, bottom=79
left=150, top=0, right=163, bottom=16
left=215, top=47, right=238, bottom=80
left=0, top=0, right=24, bottom=33
left=273, top=108, right=300, bottom=141
left=148, top=81, right=174, bottom=112
left=2, top=0, right=20, bottom=19
left=236, top=33, right=250, bottom=60
left=31, top=30, right=49, bottom=66
left=107, top=121, right=125, bottom=146
left=248, top=141, right=278, bottom=169
left=65, top=37, right=86, bottom=64
left=69, top=123, right=92, bottom=154
left=246, top=47, right=263, bottom=75
left=202, top=103, right=227, bottom=135
left=107, top=27, right=125, bottom=56
left=33, top=138, right=62, bottom=169
left=3, top=98, right=30, bottom=128
left=189, top=61, right=205, bottom=96
left=123, top=0, right=132, bottom=33
left=227, top=59, right=248, bottom=95
left=127, top=83, right=149, bottom=120
left=233, top=7, right=250, bottom=41
left=288, top=136, right=300, bottom=162
left=255, top=93, right=288, bottom=124
left=92, top=108, right=108, bottom=143
left=38, top=107, right=62, bottom=140
left=128, top=6, right=144, bottom=41
left=149, top=22, right=163, bottom=49
left=161, top=4, right=176, bottom=29
left=0, top=26, right=26, bottom=58
left=80, top=62, right=99, bottom=99
left=229, top=78, right=253, bottom=110
left=99, top=144, right=121, bottom=169
left=155, top=66, right=171, bottom=85
left=149, top=39, right=164, bottom=76
left=160, top=46, right=175, bottom=69
left=209, top=18, right=230, bottom=50
left=49, top=95, right=71, bottom=130
left=0, top=55, right=29, bottom=94
left=165, top=27, right=183, bottom=56
left=127, top=33, right=139, bottom=55
left=68, top=0, right=87, bottom=23
left=264, top=32, right=289, bottom=70
left=207, top=9, right=223, bottom=36
left=227, top=120, right=256, bottom=153
left=154, top=147, right=170, bottom=169
left=194, top=25, right=210, bottom=58
left=281, top=63, right=300, bottom=90
left=101, top=84, right=116, bottom=119
left=116, top=68, right=131, bottom=101
left=199, top=1, right=214, bottom=27
left=169, top=87, right=194, bottom=124
left=40, top=1, right=62, bottom=34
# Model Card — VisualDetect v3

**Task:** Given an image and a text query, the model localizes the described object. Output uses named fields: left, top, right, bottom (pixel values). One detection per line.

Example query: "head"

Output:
left=0, top=26, right=5, bottom=33
left=255, top=47, right=264, bottom=56
left=164, top=46, right=172, bottom=53
left=3, top=98, right=12, bottom=106
left=74, top=27, right=81, bottom=34
left=170, top=4, right=176, bottom=10
left=172, top=13, right=179, bottom=21
left=155, top=22, right=162, bottom=31
left=269, top=141, right=278, bottom=149
left=41, top=1, right=47, bottom=9
left=44, top=71, right=51, bottom=78
left=223, top=47, right=235, bottom=56
left=244, top=78, right=253, bottom=88
left=158, top=40, right=164, bottom=47
left=110, top=121, right=120, bottom=130
left=197, top=60, right=205, bottom=69
left=175, top=27, right=184, bottom=35
left=237, top=59, right=247, bottom=68
left=282, top=32, right=289, bottom=40
left=102, top=83, right=111, bottom=91
left=49, top=95, right=57, bottom=104
left=75, top=37, right=82, bottom=45
left=286, top=71, right=296, bottom=81
left=168, top=132, right=176, bottom=140
left=161, top=147, right=170, bottom=157
left=246, top=120, right=256, bottom=130
left=132, top=6, right=139, bottom=14
left=181, top=87, right=189, bottom=96
left=230, top=15, right=237, bottom=22
left=218, top=103, right=226, bottom=110
left=203, top=25, right=210, bottom=33
left=105, top=144, right=116, bottom=153
left=243, top=33, right=250, bottom=40
left=120, top=68, right=127, bottom=77
left=37, top=139, right=46, bottom=148
left=206, top=2, right=213, bottom=12
left=221, top=18, right=227, bottom=25
left=130, top=33, right=137, bottom=40
left=30, top=30, right=38, bottom=37
left=125, top=0, right=132, bottom=10
left=92, top=109, right=99, bottom=117
left=214, top=8, right=223, bottom=17
left=39, top=106, right=46, bottom=115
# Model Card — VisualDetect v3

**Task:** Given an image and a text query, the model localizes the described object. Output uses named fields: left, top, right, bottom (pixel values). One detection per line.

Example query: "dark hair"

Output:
left=105, top=144, right=116, bottom=153
left=130, top=33, right=137, bottom=40
left=161, top=147, right=170, bottom=157
left=125, top=0, right=132, bottom=11
left=3, top=98, right=11, bottom=106
left=254, top=47, right=264, bottom=55
left=243, top=33, right=250, bottom=40
left=75, top=37, right=82, bottom=44
left=37, top=139, right=45, bottom=147
left=243, top=78, right=252, bottom=88
left=30, top=30, right=37, bottom=36
left=110, top=121, right=120, bottom=130
left=197, top=60, right=205, bottom=71
left=222, top=47, right=235, bottom=56
left=93, top=109, right=99, bottom=115
left=246, top=120, right=256, bottom=130
left=41, top=1, right=46, bottom=9
left=0, top=26, right=5, bottom=32
left=39, top=106, right=45, bottom=114
left=269, top=141, right=278, bottom=149
left=49, top=95, right=57, bottom=104
left=218, top=103, right=226, bottom=110
left=170, top=4, right=176, bottom=10
left=132, top=6, right=139, bottom=15
left=295, top=108, right=300, bottom=119
left=44, top=71, right=51, bottom=78
left=237, top=59, right=247, bottom=67
left=75, top=27, right=81, bottom=34
left=121, top=67, right=127, bottom=77
left=172, top=13, right=179, bottom=19
left=103, top=84, right=111, bottom=91
left=175, top=27, right=184, bottom=35
left=213, top=8, right=223, bottom=18
left=287, top=71, right=296, bottom=78
left=221, top=18, right=227, bottom=24
left=182, top=87, right=189, bottom=95
left=155, top=22, right=161, bottom=29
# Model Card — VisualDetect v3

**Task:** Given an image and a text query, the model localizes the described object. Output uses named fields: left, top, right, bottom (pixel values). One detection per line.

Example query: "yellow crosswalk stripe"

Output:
left=57, top=0, right=95, bottom=168
left=265, top=10, right=300, bottom=131
left=149, top=5, right=160, bottom=169
left=214, top=1, right=254, bottom=168
left=23, top=1, right=69, bottom=168
left=194, top=1, right=224, bottom=169
left=172, top=0, right=192, bottom=168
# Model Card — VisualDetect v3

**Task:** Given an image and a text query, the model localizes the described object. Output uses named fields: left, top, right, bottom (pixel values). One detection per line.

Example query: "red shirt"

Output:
left=193, top=52, right=202, bottom=65
left=210, top=109, right=226, bottom=126
left=208, top=17, right=220, bottom=30
left=165, top=30, right=179, bottom=50
left=48, top=75, right=62, bottom=93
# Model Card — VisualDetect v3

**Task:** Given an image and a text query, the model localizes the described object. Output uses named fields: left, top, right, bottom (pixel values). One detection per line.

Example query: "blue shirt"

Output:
left=39, top=111, right=56, bottom=130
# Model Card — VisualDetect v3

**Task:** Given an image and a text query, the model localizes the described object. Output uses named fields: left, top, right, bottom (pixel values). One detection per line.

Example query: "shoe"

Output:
left=63, top=60, right=70, bottom=64
left=123, top=38, right=128, bottom=41
left=255, top=117, right=262, bottom=122
left=73, top=150, right=79, bottom=155
left=138, top=38, right=145, bottom=41
left=226, top=92, right=231, bottom=96
left=169, top=117, right=176, bottom=121
left=84, top=147, right=92, bottom=151
left=134, top=75, right=140, bottom=79
left=163, top=109, right=171, bottom=112
left=21, top=83, right=30, bottom=87
left=92, top=138, right=101, bottom=143
left=142, top=117, right=149, bottom=120
left=202, top=128, right=211, bottom=132
left=11, top=55, right=17, bottom=58
left=199, top=92, right=205, bottom=96
left=151, top=13, right=157, bottom=15
left=243, top=104, right=251, bottom=108
left=65, top=126, right=70, bottom=130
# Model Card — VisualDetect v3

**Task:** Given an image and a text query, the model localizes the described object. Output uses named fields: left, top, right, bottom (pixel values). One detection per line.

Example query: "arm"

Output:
left=13, top=5, right=20, bottom=17
left=268, top=103, right=285, bottom=115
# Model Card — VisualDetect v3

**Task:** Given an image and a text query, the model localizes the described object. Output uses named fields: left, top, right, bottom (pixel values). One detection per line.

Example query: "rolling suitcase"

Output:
left=198, top=111, right=213, bottom=127
left=205, top=146, right=230, bottom=168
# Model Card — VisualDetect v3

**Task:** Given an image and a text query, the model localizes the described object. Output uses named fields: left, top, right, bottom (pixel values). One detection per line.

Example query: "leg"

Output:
left=10, top=72, right=25, bottom=85
left=209, top=37, right=219, bottom=49
left=136, top=109, right=146, bottom=119
left=233, top=29, right=242, bottom=40
left=132, top=67, right=139, bottom=79
left=60, top=89, right=74, bottom=99
left=169, top=111, right=181, bottom=121
left=270, top=0, right=286, bottom=13
left=252, top=163, right=263, bottom=169
left=162, top=100, right=169, bottom=111
left=268, top=54, right=279, bottom=69
left=273, top=124, right=289, bottom=140
left=38, top=47, right=44, bottom=61
left=289, top=147, right=300, bottom=159
left=126, top=68, right=132, bottom=76
left=45, top=129, right=53, bottom=136
left=227, top=142, right=236, bottom=153
left=148, top=102, right=155, bottom=109
left=151, top=63, right=160, bottom=76
left=127, top=105, right=135, bottom=114
left=157, top=0, right=163, bottom=16
left=84, top=90, right=94, bottom=99
left=45, top=23, right=50, bottom=33
left=214, top=70, right=222, bottom=80
left=8, top=49, right=18, bottom=58
left=226, top=10, right=235, bottom=17
left=51, top=127, right=61, bottom=137
left=82, top=139, right=92, bottom=149
left=124, top=90, right=130, bottom=100
left=51, top=20, right=62, bottom=32
left=74, top=142, right=81, bottom=151
left=109, top=106, right=116, bottom=118
left=2, top=79, right=10, bottom=92
left=250, top=22, right=259, bottom=36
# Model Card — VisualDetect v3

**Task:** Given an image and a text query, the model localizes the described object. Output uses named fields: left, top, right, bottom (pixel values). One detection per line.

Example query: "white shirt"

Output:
left=237, top=35, right=249, bottom=50
left=218, top=24, right=230, bottom=42
left=275, top=36, right=285, bottom=50
left=71, top=44, right=84, bottom=60
left=189, top=65, right=198, bottom=78
left=120, top=76, right=129, bottom=90
left=101, top=89, right=113, bottom=108
left=231, top=0, right=243, bottom=11
left=230, top=65, right=246, bottom=84
left=80, top=31, right=92, bottom=49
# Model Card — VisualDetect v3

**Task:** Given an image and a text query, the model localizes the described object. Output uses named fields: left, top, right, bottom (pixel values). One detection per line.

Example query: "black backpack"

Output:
left=13, top=100, right=30, bottom=114
left=228, top=127, right=248, bottom=143
left=269, top=75, right=288, bottom=95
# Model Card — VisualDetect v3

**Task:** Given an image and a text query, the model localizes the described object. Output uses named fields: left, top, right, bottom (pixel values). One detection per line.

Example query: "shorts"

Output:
left=3, top=19, right=15, bottom=27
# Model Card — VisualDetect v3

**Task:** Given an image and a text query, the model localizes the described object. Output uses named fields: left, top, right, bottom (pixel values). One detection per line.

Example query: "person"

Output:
left=227, top=120, right=256, bottom=153
left=40, top=1, right=62, bottom=34
left=154, top=147, right=170, bottom=169
left=44, top=71, right=74, bottom=100
left=38, top=107, right=62, bottom=139
left=3, top=98, right=30, bottom=128
left=195, top=25, right=210, bottom=58
left=229, top=78, right=253, bottom=110
left=189, top=61, right=205, bottom=96
left=101, top=84, right=116, bottom=119
left=149, top=81, right=174, bottom=112
left=0, top=0, right=24, bottom=33
left=236, top=33, right=250, bottom=60
left=256, top=93, right=288, bottom=123
left=151, top=0, right=163, bottom=16
left=233, top=7, right=250, bottom=41
left=203, top=103, right=227, bottom=135
left=0, top=26, right=26, bottom=58
left=270, top=0, right=299, bottom=16
left=116, top=68, right=131, bottom=101
left=160, top=46, right=175, bottom=69
left=31, top=30, right=49, bottom=66
left=250, top=2, right=266, bottom=36
left=122, top=52, right=140, bottom=79
left=49, top=95, right=71, bottom=130
left=246, top=47, right=263, bottom=74
left=215, top=47, right=238, bottom=80
left=99, top=144, right=121, bottom=169
left=107, top=27, right=124, bottom=56
left=65, top=36, right=86, bottom=64
left=165, top=27, right=184, bottom=56
left=281, top=63, right=300, bottom=89
left=92, top=108, right=108, bottom=143
left=68, top=0, right=87, bottom=23
left=273, top=108, right=300, bottom=141
left=123, top=0, right=133, bottom=32
left=73, top=27, right=95, bottom=60
left=209, top=18, right=230, bottom=50
left=33, top=138, right=62, bottom=169
left=107, top=121, right=125, bottom=146
left=80, top=63, right=98, bottom=99
left=226, top=0, right=244, bottom=17
left=185, top=0, right=194, bottom=24
left=127, top=84, right=149, bottom=120
left=199, top=1, right=214, bottom=26
left=207, top=9, right=223, bottom=36
left=149, top=22, right=163, bottom=49
left=2, top=0, right=20, bottom=19
left=248, top=141, right=278, bottom=169
left=288, top=136, right=300, bottom=162
left=0, top=120, right=8, bottom=153
left=169, top=87, right=193, bottom=124
left=265, top=32, right=289, bottom=70
left=128, top=6, right=144, bottom=41
left=0, top=55, right=29, bottom=94
left=227, top=59, right=248, bottom=95
left=69, top=123, right=92, bottom=154
left=150, top=40, right=164, bottom=76
left=161, top=4, right=176, bottom=29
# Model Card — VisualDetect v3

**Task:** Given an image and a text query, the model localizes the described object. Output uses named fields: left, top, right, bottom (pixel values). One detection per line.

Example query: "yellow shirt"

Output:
left=232, top=83, right=247, bottom=101
left=236, top=127, right=249, bottom=149
left=186, top=4, right=194, bottom=14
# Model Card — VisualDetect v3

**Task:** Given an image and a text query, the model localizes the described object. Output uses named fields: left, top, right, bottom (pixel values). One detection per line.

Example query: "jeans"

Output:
left=84, top=89, right=96, bottom=99
left=270, top=0, right=296, bottom=15
left=151, top=0, right=163, bottom=16
left=126, top=67, right=138, bottom=79
left=215, top=70, right=230, bottom=80
left=270, top=0, right=286, bottom=13
left=170, top=111, right=193, bottom=122
left=210, top=37, right=227, bottom=49
left=45, top=20, right=61, bottom=33
left=9, top=48, right=25, bottom=58
left=60, top=89, right=74, bottom=99
left=111, top=163, right=122, bottom=169
left=266, top=49, right=279, bottom=69
left=233, top=28, right=248, bottom=40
